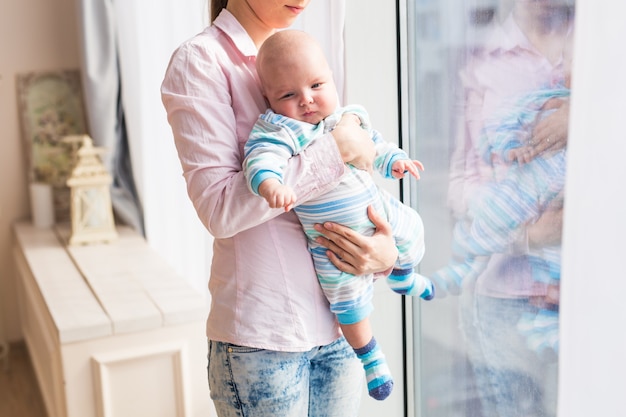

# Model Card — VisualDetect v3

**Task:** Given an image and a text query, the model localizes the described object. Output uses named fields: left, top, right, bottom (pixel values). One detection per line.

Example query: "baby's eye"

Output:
left=311, top=83, right=322, bottom=89
left=280, top=92, right=295, bottom=100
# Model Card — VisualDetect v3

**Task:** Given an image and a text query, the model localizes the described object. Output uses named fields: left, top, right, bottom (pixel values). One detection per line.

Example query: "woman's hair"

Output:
left=211, top=0, right=229, bottom=23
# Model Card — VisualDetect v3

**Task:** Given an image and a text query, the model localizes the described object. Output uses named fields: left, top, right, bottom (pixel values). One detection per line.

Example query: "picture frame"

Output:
left=16, top=69, right=89, bottom=222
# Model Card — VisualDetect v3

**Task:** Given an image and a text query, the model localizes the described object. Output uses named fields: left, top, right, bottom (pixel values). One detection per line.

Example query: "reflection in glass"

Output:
left=407, top=1, right=575, bottom=416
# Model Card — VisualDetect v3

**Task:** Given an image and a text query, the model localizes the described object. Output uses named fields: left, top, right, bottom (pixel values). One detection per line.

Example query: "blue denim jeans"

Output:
left=460, top=294, right=558, bottom=417
left=207, top=337, right=363, bottom=417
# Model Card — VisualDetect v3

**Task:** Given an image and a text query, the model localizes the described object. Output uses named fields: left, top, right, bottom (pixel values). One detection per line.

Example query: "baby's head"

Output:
left=257, top=30, right=338, bottom=124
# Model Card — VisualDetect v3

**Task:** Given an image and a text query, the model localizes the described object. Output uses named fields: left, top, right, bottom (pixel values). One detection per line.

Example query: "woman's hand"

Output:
left=331, top=113, right=375, bottom=172
left=314, top=205, right=398, bottom=275
left=526, top=99, right=570, bottom=161
left=530, top=284, right=560, bottom=309
left=528, top=206, right=563, bottom=248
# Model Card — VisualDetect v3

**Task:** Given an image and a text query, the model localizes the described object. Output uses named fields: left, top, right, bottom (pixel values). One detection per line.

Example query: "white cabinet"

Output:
left=12, top=222, right=215, bottom=417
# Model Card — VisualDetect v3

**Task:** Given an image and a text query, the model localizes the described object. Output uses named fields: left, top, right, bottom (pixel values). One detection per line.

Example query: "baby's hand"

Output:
left=507, top=146, right=535, bottom=165
left=392, top=159, right=425, bottom=180
left=258, top=179, right=297, bottom=212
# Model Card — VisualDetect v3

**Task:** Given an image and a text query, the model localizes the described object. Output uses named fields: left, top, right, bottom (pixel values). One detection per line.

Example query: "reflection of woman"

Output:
left=160, top=1, right=398, bottom=415
left=447, top=1, right=573, bottom=415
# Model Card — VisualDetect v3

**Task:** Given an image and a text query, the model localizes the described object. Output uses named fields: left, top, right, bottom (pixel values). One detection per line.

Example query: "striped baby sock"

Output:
left=387, top=268, right=435, bottom=300
left=430, top=256, right=489, bottom=296
left=517, top=307, right=560, bottom=356
left=354, top=337, right=394, bottom=401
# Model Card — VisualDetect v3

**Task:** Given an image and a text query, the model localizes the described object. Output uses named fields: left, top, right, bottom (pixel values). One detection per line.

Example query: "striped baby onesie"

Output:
left=244, top=105, right=433, bottom=325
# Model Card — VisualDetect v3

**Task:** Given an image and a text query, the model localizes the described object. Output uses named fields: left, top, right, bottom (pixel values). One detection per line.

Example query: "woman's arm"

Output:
left=314, top=205, right=397, bottom=275
left=528, top=206, right=563, bottom=248
left=161, top=41, right=345, bottom=239
left=331, top=113, right=375, bottom=172
left=315, top=110, right=399, bottom=275
left=162, top=40, right=391, bottom=273
left=524, top=99, right=570, bottom=162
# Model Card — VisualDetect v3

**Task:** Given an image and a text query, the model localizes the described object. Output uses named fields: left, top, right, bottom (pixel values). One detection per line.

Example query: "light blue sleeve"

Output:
left=243, top=117, right=297, bottom=195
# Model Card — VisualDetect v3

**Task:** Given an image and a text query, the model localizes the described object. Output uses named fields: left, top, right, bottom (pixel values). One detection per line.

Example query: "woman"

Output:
left=161, top=1, right=398, bottom=415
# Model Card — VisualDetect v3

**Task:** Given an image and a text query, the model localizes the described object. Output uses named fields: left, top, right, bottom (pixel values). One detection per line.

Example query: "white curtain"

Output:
left=114, top=0, right=209, bottom=296
left=77, top=0, right=345, bottom=297
left=75, top=0, right=145, bottom=234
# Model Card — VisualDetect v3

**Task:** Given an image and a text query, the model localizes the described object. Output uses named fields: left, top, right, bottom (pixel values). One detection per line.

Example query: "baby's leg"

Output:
left=309, top=240, right=393, bottom=400
left=430, top=256, right=490, bottom=296
left=340, top=317, right=394, bottom=401
left=379, top=190, right=434, bottom=299
left=300, top=190, right=394, bottom=400
left=387, top=269, right=434, bottom=299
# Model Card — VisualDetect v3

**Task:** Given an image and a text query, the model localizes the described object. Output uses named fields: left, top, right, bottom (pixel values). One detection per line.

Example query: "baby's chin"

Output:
left=299, top=112, right=323, bottom=125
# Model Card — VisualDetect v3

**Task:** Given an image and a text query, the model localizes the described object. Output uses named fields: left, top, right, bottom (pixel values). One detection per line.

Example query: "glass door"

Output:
left=403, top=1, right=575, bottom=416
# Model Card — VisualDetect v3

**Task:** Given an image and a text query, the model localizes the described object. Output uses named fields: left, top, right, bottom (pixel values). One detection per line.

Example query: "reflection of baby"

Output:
left=432, top=83, right=569, bottom=355
left=243, top=30, right=434, bottom=400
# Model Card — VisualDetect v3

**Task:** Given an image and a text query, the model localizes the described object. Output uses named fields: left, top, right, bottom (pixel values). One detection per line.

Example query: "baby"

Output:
left=243, top=30, right=433, bottom=400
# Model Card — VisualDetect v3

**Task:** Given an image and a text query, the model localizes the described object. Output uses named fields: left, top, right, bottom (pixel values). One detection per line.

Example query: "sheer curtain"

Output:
left=75, top=0, right=146, bottom=234
left=75, top=0, right=345, bottom=296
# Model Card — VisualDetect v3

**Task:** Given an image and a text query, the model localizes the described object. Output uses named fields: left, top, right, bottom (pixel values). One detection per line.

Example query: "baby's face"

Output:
left=262, top=52, right=338, bottom=125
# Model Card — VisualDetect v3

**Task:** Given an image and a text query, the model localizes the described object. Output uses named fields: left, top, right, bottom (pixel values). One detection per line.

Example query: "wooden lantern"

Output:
left=66, top=135, right=117, bottom=245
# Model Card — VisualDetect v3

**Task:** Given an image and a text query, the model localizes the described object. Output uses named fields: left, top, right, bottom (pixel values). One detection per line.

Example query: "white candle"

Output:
left=29, top=182, right=55, bottom=228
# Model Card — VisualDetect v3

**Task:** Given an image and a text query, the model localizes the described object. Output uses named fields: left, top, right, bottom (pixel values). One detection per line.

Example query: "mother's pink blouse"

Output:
left=161, top=11, right=345, bottom=351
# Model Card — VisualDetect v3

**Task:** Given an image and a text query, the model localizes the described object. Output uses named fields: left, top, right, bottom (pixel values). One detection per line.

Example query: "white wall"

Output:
left=0, top=0, right=81, bottom=341
left=558, top=1, right=626, bottom=416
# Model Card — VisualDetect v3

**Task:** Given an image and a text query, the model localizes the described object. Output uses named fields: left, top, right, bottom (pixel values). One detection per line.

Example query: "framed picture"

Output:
left=16, top=69, right=88, bottom=222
